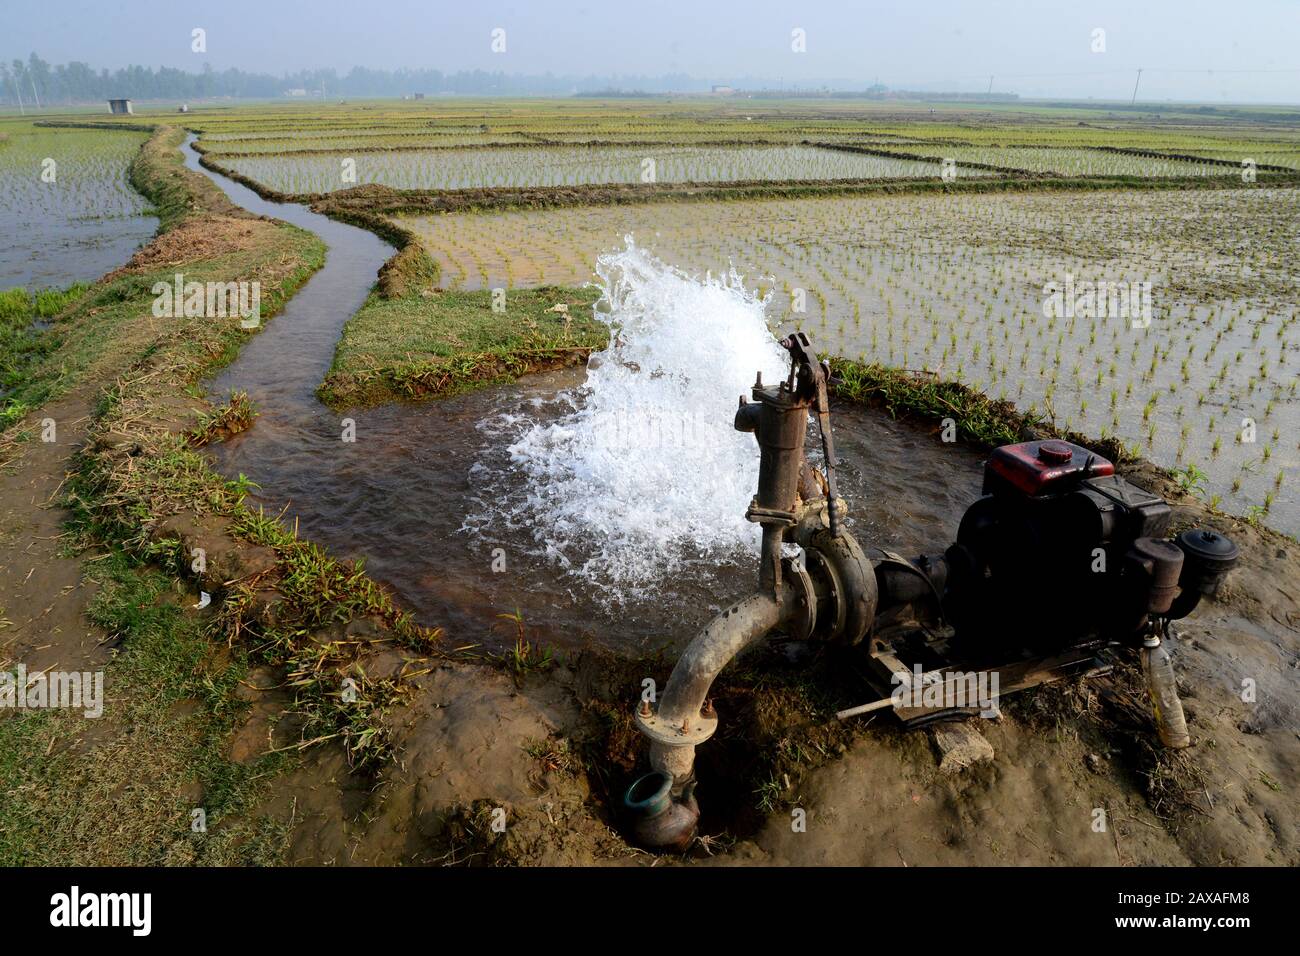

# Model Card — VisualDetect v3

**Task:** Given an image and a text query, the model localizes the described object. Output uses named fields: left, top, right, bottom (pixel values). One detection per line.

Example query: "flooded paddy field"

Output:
left=876, top=144, right=1248, bottom=176
left=0, top=120, right=157, bottom=288
left=400, top=187, right=1300, bottom=533
left=222, top=143, right=985, bottom=193
left=202, top=131, right=535, bottom=154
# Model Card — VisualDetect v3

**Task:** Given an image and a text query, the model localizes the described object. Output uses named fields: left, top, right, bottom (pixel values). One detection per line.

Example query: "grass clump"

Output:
left=188, top=389, right=257, bottom=446
left=490, top=609, right=556, bottom=684
left=829, top=356, right=1136, bottom=466
left=829, top=358, right=1030, bottom=447
left=0, top=552, right=293, bottom=865
left=0, top=283, right=91, bottom=429
left=318, top=284, right=607, bottom=408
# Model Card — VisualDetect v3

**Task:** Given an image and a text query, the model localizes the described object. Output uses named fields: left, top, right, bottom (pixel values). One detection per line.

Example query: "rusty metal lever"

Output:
left=781, top=332, right=843, bottom=538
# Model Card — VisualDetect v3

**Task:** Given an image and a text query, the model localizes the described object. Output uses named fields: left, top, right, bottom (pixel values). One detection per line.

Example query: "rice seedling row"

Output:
left=867, top=143, right=1251, bottom=177
left=223, top=143, right=985, bottom=193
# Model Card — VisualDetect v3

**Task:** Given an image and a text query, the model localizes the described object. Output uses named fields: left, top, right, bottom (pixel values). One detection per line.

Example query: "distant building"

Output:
left=107, top=98, right=133, bottom=115
left=178, top=104, right=189, bottom=113
left=711, top=85, right=735, bottom=95
left=284, top=88, right=308, bottom=97
left=413, top=92, right=426, bottom=100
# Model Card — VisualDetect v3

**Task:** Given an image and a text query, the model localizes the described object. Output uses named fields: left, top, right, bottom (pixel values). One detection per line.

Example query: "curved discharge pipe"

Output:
left=624, top=333, right=839, bottom=850
left=646, top=588, right=793, bottom=783
left=624, top=585, right=796, bottom=851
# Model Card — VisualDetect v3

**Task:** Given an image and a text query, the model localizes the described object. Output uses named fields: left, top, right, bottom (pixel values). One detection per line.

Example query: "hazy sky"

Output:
left=6, top=0, right=1299, bottom=101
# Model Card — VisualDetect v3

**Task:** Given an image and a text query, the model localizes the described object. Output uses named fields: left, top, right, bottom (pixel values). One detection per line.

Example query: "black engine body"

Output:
left=915, top=439, right=1237, bottom=658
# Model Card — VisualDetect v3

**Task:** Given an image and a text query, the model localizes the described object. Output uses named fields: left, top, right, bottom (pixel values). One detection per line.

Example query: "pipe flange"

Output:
left=809, top=529, right=877, bottom=645
left=804, top=545, right=847, bottom=639
left=635, top=707, right=719, bottom=747
left=745, top=499, right=798, bottom=527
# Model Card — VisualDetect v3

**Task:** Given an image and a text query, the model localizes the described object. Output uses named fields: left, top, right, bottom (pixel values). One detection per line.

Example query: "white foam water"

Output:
left=466, top=239, right=788, bottom=603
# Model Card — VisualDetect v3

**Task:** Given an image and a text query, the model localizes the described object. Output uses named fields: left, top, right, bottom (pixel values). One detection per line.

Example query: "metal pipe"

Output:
left=625, top=588, right=794, bottom=848
left=626, top=335, right=831, bottom=848
left=758, top=524, right=784, bottom=594
left=647, top=588, right=792, bottom=784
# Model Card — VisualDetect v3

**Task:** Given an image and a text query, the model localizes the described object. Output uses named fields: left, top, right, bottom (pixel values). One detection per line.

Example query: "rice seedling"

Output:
left=0, top=120, right=155, bottom=288
left=222, top=143, right=983, bottom=194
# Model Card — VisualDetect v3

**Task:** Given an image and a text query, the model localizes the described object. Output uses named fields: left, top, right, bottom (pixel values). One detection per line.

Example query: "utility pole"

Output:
left=30, top=75, right=41, bottom=110
left=1130, top=68, right=1143, bottom=106
left=13, top=72, right=25, bottom=115
left=987, top=74, right=993, bottom=95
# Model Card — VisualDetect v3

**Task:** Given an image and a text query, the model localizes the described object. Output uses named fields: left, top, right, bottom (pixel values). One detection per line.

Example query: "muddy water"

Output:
left=186, top=139, right=986, bottom=653
left=182, top=137, right=393, bottom=407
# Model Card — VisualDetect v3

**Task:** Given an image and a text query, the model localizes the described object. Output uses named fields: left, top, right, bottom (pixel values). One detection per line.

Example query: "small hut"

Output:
left=107, top=98, right=133, bottom=115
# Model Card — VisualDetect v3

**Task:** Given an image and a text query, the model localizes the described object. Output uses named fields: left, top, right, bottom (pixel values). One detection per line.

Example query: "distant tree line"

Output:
left=3, top=53, right=997, bottom=104
left=0, top=53, right=722, bottom=103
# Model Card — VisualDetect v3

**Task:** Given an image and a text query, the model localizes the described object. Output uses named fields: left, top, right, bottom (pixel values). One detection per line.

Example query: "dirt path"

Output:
left=0, top=389, right=106, bottom=673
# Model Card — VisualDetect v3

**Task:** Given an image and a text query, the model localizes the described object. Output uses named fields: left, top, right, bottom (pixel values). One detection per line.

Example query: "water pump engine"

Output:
left=624, top=331, right=1239, bottom=850
left=904, top=438, right=1240, bottom=659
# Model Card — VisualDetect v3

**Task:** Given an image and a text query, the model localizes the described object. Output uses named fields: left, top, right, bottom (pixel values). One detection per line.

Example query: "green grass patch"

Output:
left=0, top=552, right=293, bottom=865
left=829, top=358, right=1030, bottom=447
left=828, top=356, right=1134, bottom=465
left=0, top=283, right=91, bottom=430
left=319, top=284, right=607, bottom=408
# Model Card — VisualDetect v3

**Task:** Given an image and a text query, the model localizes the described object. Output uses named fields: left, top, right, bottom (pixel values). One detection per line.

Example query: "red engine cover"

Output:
left=984, top=440, right=1114, bottom=497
